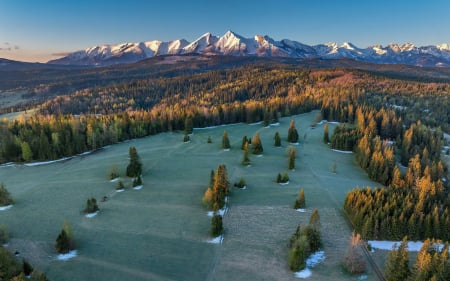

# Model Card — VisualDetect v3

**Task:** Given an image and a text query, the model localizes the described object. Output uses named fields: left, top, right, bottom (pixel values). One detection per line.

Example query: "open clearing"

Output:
left=0, top=111, right=381, bottom=281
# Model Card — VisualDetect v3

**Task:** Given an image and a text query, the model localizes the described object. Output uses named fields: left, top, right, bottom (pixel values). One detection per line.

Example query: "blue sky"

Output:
left=1, top=0, right=449, bottom=62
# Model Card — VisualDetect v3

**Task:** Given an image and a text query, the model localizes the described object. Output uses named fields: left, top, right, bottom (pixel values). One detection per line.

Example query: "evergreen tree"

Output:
left=22, top=259, right=33, bottom=276
left=289, top=147, right=296, bottom=170
left=242, top=142, right=250, bottom=166
left=132, top=175, right=142, bottom=187
left=294, top=188, right=305, bottom=209
left=288, top=119, right=299, bottom=143
left=263, top=109, right=270, bottom=127
left=202, top=188, right=214, bottom=209
left=210, top=214, right=223, bottom=237
left=207, top=136, right=212, bottom=143
left=126, top=146, right=142, bottom=177
left=184, top=117, right=193, bottom=134
left=323, top=122, right=329, bottom=144
left=343, top=232, right=366, bottom=274
left=385, top=237, right=410, bottom=281
left=288, top=235, right=309, bottom=271
left=183, top=134, right=190, bottom=142
left=21, top=141, right=33, bottom=162
left=0, top=182, right=13, bottom=206
left=108, top=164, right=120, bottom=180
left=0, top=246, right=22, bottom=280
left=55, top=221, right=75, bottom=254
left=222, top=131, right=231, bottom=149
left=274, top=131, right=281, bottom=147
left=251, top=133, right=263, bottom=154
left=116, top=179, right=125, bottom=190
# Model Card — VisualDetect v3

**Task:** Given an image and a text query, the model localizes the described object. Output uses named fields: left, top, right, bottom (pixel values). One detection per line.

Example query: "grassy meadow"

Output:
left=0, top=111, right=382, bottom=281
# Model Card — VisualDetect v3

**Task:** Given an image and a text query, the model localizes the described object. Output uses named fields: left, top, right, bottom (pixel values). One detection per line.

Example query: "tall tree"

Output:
left=222, top=131, right=231, bottom=149
left=252, top=133, right=263, bottom=154
left=55, top=221, right=75, bottom=254
left=288, top=119, right=299, bottom=143
left=294, top=188, right=305, bottom=209
left=323, top=122, right=329, bottom=144
left=289, top=147, right=296, bottom=170
left=242, top=142, right=250, bottom=166
left=126, top=146, right=142, bottom=177
left=0, top=182, right=13, bottom=206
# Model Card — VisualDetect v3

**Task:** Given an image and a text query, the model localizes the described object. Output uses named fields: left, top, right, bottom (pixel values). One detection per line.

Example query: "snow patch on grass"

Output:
left=358, top=275, right=368, bottom=280
left=57, top=250, right=77, bottom=261
left=110, top=177, right=119, bottom=182
left=368, top=240, right=448, bottom=252
left=256, top=154, right=263, bottom=158
left=331, top=149, right=353, bottom=154
left=0, top=205, right=13, bottom=211
left=133, top=185, right=143, bottom=190
left=223, top=148, right=230, bottom=152
left=271, top=122, right=280, bottom=126
left=207, top=207, right=228, bottom=217
left=24, top=157, right=70, bottom=167
left=207, top=235, right=223, bottom=244
left=290, top=142, right=300, bottom=146
left=116, top=189, right=125, bottom=193
left=294, top=251, right=325, bottom=279
left=296, top=208, right=306, bottom=213
left=85, top=211, right=99, bottom=218
left=279, top=181, right=290, bottom=186
left=249, top=121, right=263, bottom=126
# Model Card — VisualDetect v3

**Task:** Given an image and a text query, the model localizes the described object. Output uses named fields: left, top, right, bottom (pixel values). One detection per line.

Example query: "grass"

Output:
left=0, top=111, right=382, bottom=281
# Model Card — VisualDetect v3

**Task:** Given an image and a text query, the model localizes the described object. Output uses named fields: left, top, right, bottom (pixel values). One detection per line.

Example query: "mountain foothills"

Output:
left=47, top=31, right=450, bottom=67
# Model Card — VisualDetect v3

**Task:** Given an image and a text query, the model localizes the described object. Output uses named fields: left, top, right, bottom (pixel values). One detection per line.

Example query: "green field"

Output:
left=0, top=111, right=382, bottom=281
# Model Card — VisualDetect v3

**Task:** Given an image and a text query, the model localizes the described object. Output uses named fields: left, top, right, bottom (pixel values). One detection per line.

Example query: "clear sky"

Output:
left=1, top=0, right=449, bottom=62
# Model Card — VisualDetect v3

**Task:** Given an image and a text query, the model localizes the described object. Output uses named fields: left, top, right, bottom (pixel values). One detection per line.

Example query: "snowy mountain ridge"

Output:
left=48, top=30, right=450, bottom=67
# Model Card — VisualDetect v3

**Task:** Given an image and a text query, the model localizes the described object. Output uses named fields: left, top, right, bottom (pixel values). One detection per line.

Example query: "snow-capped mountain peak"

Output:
left=47, top=31, right=450, bottom=67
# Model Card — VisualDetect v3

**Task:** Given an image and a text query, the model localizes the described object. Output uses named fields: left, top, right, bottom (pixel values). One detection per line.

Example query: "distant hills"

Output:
left=45, top=30, right=450, bottom=67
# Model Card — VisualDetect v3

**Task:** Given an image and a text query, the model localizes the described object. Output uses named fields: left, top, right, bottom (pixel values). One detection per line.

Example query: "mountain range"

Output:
left=37, top=31, right=450, bottom=68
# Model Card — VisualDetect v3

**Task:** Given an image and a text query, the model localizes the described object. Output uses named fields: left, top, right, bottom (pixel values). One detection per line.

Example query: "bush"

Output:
left=108, top=164, right=120, bottom=180
left=277, top=172, right=289, bottom=183
left=288, top=235, right=310, bottom=271
left=293, top=189, right=305, bottom=209
left=116, top=180, right=125, bottom=190
left=234, top=178, right=246, bottom=188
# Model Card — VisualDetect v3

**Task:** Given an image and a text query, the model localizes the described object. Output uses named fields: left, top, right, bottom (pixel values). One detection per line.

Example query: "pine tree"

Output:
left=21, top=141, right=33, bottom=162
left=126, top=146, right=142, bottom=177
left=116, top=179, right=125, bottom=190
left=309, top=208, right=321, bottom=229
left=323, top=122, right=329, bottom=144
left=132, top=175, right=142, bottom=187
left=184, top=117, right=193, bottom=134
left=210, top=214, right=223, bottom=237
left=252, top=133, right=263, bottom=154
left=288, top=235, right=309, bottom=271
left=241, top=136, right=248, bottom=150
left=343, top=232, right=366, bottom=274
left=288, top=119, right=299, bottom=143
left=222, top=131, right=231, bottom=149
left=274, top=131, right=281, bottom=147
left=385, top=237, right=410, bottom=281
left=289, top=147, right=296, bottom=170
left=22, top=259, right=33, bottom=276
left=55, top=221, right=75, bottom=254
left=84, top=198, right=99, bottom=214
left=0, top=182, right=13, bottom=206
left=183, top=134, right=190, bottom=142
left=263, top=109, right=270, bottom=127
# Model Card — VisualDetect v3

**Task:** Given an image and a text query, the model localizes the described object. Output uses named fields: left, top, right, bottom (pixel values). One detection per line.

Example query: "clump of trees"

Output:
left=343, top=232, right=366, bottom=274
left=108, top=165, right=120, bottom=180
left=287, top=120, right=299, bottom=143
left=126, top=146, right=142, bottom=178
left=276, top=172, right=289, bottom=184
left=288, top=209, right=322, bottom=271
left=288, top=147, right=296, bottom=170
left=84, top=198, right=99, bottom=214
left=294, top=188, right=305, bottom=209
left=330, top=124, right=359, bottom=151
left=384, top=237, right=409, bottom=281
left=0, top=245, right=50, bottom=281
left=55, top=221, right=75, bottom=254
left=0, top=183, right=13, bottom=206
left=202, top=165, right=230, bottom=211
left=251, top=133, right=263, bottom=154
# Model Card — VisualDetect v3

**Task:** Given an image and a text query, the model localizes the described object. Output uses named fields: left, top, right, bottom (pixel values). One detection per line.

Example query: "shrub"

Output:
left=183, top=134, right=190, bottom=142
left=116, top=180, right=125, bottom=190
left=234, top=178, right=246, bottom=188
left=293, top=189, right=305, bottom=209
left=277, top=172, right=289, bottom=183
left=84, top=198, right=99, bottom=214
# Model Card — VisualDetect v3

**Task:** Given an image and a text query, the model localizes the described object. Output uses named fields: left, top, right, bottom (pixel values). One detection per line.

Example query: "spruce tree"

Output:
left=84, top=198, right=99, bottom=214
left=252, top=133, right=263, bottom=154
left=22, top=259, right=33, bottom=276
left=241, top=136, right=248, bottom=150
left=343, top=232, right=366, bottom=274
left=116, top=179, right=125, bottom=190
left=309, top=208, right=321, bottom=229
left=132, top=175, right=142, bottom=187
left=287, top=119, right=299, bottom=143
left=289, top=147, right=296, bottom=170
left=222, top=131, right=230, bottom=149
left=274, top=131, right=281, bottom=147
left=263, top=109, right=270, bottom=127
left=183, top=134, right=190, bottom=142
left=55, top=221, right=75, bottom=254
left=184, top=117, right=193, bottom=135
left=242, top=142, right=250, bottom=166
left=288, top=235, right=309, bottom=271
left=126, top=146, right=142, bottom=177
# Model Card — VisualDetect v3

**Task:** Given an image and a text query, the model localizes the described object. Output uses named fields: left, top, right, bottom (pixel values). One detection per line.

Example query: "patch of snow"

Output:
left=85, top=211, right=99, bottom=218
left=207, top=235, right=223, bottom=244
left=279, top=181, right=290, bottom=186
left=183, top=140, right=191, bottom=143
left=368, top=240, right=448, bottom=252
left=271, top=122, right=280, bottom=126
left=57, top=250, right=77, bottom=261
left=133, top=185, right=143, bottom=190
left=327, top=121, right=341, bottom=125
left=249, top=121, right=263, bottom=126
left=358, top=275, right=368, bottom=280
left=207, top=207, right=228, bottom=217
left=246, top=164, right=252, bottom=168
left=240, top=186, right=247, bottom=190
left=296, top=208, right=306, bottom=213
left=78, top=150, right=93, bottom=156
left=317, top=120, right=327, bottom=125
left=0, top=162, right=15, bottom=168
left=110, top=177, right=119, bottom=182
left=332, top=149, right=353, bottom=154
left=0, top=205, right=13, bottom=211
left=256, top=154, right=263, bottom=158
left=116, top=189, right=125, bottom=193
left=295, top=268, right=311, bottom=279
left=291, top=142, right=300, bottom=146
left=223, top=149, right=230, bottom=151
left=24, top=157, right=70, bottom=167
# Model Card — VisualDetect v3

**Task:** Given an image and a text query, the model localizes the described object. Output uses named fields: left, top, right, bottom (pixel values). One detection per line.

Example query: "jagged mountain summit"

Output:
left=48, top=30, right=450, bottom=67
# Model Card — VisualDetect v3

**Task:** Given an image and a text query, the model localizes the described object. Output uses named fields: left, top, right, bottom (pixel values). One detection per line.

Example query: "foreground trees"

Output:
left=287, top=120, right=299, bottom=143
left=251, top=133, right=263, bottom=154
left=202, top=165, right=230, bottom=211
left=0, top=183, right=13, bottom=206
left=84, top=198, right=99, bottom=214
left=55, top=221, right=75, bottom=254
left=293, top=188, right=306, bottom=209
